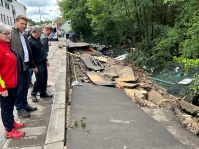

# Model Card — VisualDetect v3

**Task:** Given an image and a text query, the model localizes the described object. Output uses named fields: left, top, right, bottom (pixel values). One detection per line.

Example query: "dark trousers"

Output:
left=15, top=63, right=29, bottom=110
left=31, top=63, right=47, bottom=95
left=0, top=88, right=16, bottom=132
left=29, top=68, right=33, bottom=84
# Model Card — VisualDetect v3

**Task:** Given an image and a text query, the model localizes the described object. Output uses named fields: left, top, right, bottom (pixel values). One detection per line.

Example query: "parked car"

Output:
left=24, top=28, right=31, bottom=38
left=48, top=27, right=58, bottom=41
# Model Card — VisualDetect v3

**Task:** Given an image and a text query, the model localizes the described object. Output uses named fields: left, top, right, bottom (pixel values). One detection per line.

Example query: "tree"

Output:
left=59, top=0, right=92, bottom=39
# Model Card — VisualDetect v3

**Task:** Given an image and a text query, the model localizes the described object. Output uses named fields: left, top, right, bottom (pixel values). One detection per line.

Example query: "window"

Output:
left=3, top=15, right=6, bottom=24
left=0, top=0, right=3, bottom=7
left=0, top=14, right=3, bottom=23
left=7, top=16, right=9, bottom=25
left=5, top=1, right=10, bottom=10
left=10, top=17, right=12, bottom=25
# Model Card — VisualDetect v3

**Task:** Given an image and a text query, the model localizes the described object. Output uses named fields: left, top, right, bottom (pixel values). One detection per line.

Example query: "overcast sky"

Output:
left=17, top=0, right=61, bottom=22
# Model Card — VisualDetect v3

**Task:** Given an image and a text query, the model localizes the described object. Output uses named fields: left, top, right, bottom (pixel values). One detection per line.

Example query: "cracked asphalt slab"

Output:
left=67, top=83, right=188, bottom=149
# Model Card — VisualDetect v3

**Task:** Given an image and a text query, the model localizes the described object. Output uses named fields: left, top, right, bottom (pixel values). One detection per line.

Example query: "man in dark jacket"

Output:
left=29, top=25, right=53, bottom=102
left=40, top=25, right=52, bottom=87
left=10, top=15, right=38, bottom=118
left=40, top=25, right=52, bottom=54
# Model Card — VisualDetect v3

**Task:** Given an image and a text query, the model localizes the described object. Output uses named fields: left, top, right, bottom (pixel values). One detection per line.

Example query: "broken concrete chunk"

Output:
left=94, top=56, right=108, bottom=63
left=174, top=108, right=199, bottom=136
left=134, top=89, right=145, bottom=99
left=179, top=100, right=199, bottom=115
left=103, top=72, right=119, bottom=78
left=86, top=71, right=116, bottom=86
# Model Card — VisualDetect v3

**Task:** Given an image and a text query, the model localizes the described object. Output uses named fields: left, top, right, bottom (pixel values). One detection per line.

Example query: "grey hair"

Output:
left=0, top=23, right=12, bottom=33
left=31, top=25, right=43, bottom=33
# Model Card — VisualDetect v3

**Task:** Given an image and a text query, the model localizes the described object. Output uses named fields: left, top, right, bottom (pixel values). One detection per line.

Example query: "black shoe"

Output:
left=40, top=92, right=53, bottom=98
left=31, top=94, right=37, bottom=102
left=24, top=105, right=37, bottom=111
left=17, top=109, right=30, bottom=118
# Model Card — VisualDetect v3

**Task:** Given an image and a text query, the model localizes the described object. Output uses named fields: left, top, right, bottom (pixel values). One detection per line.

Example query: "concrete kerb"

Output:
left=18, top=146, right=43, bottom=149
left=44, top=142, right=64, bottom=149
left=44, top=48, right=66, bottom=148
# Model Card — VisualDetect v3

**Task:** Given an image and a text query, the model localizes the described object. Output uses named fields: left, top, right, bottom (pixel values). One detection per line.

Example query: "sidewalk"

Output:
left=0, top=41, right=66, bottom=149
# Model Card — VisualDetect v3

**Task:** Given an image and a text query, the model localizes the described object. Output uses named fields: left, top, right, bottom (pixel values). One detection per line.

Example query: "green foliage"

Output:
left=27, top=18, right=35, bottom=25
left=125, top=50, right=150, bottom=67
left=59, top=0, right=199, bottom=73
left=69, top=116, right=86, bottom=129
left=59, top=0, right=92, bottom=38
left=174, top=57, right=199, bottom=69
left=189, top=73, right=199, bottom=96
left=27, top=18, right=52, bottom=26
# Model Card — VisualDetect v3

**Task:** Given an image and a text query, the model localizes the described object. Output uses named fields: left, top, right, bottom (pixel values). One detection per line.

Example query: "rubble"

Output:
left=67, top=46, right=199, bottom=137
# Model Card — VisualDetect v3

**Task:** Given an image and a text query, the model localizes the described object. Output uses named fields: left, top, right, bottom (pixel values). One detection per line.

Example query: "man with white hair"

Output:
left=29, top=25, right=53, bottom=102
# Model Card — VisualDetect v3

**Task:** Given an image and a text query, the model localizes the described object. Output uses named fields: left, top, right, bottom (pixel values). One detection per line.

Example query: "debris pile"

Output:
left=66, top=44, right=199, bottom=136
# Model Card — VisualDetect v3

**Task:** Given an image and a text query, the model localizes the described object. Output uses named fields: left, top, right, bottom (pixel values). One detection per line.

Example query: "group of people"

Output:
left=0, top=15, right=53, bottom=139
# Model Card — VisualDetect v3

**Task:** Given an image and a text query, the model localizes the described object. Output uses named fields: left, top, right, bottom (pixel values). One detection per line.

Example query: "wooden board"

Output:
left=86, top=71, right=116, bottom=86
left=80, top=55, right=104, bottom=71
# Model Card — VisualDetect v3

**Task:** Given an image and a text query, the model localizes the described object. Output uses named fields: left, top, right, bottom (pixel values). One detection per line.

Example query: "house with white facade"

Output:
left=0, top=0, right=26, bottom=27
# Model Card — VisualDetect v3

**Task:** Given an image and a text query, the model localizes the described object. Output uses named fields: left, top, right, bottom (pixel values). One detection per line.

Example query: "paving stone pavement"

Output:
left=0, top=41, right=66, bottom=149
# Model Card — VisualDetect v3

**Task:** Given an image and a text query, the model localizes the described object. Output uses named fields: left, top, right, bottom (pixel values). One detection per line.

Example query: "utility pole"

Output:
left=39, top=7, right=41, bottom=25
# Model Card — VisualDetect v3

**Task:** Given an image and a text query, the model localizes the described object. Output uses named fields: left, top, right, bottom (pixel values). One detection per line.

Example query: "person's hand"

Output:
left=33, top=67, right=38, bottom=73
left=46, top=61, right=49, bottom=67
left=0, top=90, right=8, bottom=97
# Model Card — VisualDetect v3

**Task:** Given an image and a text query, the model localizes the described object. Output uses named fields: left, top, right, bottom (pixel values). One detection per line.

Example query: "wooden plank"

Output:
left=80, top=55, right=104, bottom=71
left=86, top=71, right=116, bottom=86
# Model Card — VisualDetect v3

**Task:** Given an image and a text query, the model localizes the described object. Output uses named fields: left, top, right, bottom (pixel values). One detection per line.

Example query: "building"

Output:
left=60, top=20, right=71, bottom=34
left=0, top=0, right=26, bottom=27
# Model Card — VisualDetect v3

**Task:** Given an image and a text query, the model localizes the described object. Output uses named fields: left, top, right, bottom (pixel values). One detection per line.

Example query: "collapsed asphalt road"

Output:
left=65, top=40, right=199, bottom=149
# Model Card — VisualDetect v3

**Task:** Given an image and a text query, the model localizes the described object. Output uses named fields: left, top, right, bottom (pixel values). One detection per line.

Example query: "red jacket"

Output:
left=0, top=40, right=17, bottom=92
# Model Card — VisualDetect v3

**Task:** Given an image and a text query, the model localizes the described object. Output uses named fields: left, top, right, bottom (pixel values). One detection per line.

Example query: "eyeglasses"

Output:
left=0, top=32, right=11, bottom=36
